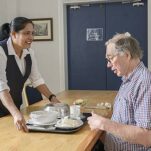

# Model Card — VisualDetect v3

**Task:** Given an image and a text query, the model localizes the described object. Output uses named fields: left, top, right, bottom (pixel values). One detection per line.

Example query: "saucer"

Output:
left=27, top=119, right=57, bottom=126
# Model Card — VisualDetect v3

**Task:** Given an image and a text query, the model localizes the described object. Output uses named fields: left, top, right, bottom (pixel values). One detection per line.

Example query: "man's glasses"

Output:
left=106, top=53, right=119, bottom=63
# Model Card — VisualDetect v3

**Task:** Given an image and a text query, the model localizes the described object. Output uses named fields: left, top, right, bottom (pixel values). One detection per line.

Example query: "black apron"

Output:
left=0, top=39, right=32, bottom=117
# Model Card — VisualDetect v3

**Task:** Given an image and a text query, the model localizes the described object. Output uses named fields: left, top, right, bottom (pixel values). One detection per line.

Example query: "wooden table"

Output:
left=0, top=90, right=117, bottom=151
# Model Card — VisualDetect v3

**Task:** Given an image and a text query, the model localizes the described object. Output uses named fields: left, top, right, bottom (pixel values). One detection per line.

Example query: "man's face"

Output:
left=106, top=43, right=130, bottom=77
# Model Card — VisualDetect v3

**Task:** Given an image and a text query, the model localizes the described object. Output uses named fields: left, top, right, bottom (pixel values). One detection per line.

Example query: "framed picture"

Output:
left=31, top=18, right=53, bottom=41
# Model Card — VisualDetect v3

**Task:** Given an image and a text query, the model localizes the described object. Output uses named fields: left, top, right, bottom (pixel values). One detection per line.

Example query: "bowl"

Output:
left=29, top=110, right=58, bottom=124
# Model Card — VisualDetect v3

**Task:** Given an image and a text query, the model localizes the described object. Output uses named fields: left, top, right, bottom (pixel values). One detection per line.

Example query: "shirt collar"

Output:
left=122, top=62, right=144, bottom=82
left=7, top=37, right=30, bottom=57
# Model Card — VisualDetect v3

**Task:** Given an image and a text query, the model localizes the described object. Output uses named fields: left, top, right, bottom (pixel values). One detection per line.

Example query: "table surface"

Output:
left=0, top=90, right=117, bottom=151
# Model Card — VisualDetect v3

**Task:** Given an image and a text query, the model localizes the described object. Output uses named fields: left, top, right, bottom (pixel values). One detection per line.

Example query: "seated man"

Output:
left=88, top=32, right=151, bottom=151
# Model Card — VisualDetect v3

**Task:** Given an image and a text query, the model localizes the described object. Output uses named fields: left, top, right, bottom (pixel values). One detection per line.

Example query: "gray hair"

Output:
left=105, top=32, right=143, bottom=59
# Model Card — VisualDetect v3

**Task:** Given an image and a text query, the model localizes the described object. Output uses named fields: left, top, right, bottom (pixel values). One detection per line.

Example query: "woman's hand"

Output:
left=51, top=96, right=60, bottom=104
left=13, top=112, right=28, bottom=132
left=0, top=90, right=28, bottom=132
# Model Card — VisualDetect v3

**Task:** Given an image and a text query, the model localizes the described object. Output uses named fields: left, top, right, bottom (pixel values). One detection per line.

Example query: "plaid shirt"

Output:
left=105, top=62, right=151, bottom=151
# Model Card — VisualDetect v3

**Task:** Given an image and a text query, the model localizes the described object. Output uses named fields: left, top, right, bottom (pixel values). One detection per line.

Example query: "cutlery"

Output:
left=84, top=106, right=106, bottom=109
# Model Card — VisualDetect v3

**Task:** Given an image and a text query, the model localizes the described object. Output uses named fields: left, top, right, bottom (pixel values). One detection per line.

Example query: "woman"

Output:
left=0, top=17, right=60, bottom=132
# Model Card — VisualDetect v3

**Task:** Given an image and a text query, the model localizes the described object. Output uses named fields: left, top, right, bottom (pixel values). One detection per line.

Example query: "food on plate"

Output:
left=97, top=102, right=112, bottom=109
left=57, top=117, right=82, bottom=127
left=74, top=99, right=87, bottom=106
left=104, top=102, right=112, bottom=108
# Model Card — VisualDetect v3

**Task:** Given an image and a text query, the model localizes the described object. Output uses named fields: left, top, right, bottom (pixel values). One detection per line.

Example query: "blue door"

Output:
left=67, top=4, right=107, bottom=90
left=67, top=1, right=147, bottom=90
left=105, top=2, right=147, bottom=90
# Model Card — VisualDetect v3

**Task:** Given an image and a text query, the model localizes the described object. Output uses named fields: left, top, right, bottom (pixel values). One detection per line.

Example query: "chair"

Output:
left=22, top=83, right=43, bottom=107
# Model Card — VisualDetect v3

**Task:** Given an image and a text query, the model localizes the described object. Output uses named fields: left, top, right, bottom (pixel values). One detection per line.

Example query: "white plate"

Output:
left=27, top=119, right=57, bottom=126
left=55, top=119, right=83, bottom=129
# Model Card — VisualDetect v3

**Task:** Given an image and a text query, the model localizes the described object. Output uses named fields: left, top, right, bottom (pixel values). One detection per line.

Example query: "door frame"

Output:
left=58, top=0, right=150, bottom=90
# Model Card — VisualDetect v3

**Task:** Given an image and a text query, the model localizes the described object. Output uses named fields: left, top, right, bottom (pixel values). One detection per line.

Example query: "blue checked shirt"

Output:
left=104, top=62, right=151, bottom=151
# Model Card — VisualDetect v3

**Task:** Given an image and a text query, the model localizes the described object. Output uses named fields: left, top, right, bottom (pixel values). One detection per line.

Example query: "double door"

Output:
left=67, top=1, right=147, bottom=90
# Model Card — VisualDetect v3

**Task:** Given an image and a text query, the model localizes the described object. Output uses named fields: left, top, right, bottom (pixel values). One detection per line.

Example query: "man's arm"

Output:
left=88, top=113, right=151, bottom=147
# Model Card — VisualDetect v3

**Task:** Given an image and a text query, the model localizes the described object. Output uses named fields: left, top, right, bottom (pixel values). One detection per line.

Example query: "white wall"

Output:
left=0, top=0, right=62, bottom=94
left=0, top=0, right=18, bottom=23
left=17, top=0, right=61, bottom=94
left=0, top=0, right=150, bottom=94
left=0, top=0, right=7, bottom=25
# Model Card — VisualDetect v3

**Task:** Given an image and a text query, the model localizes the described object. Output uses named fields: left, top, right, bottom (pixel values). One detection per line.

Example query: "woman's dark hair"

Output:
left=0, top=17, right=33, bottom=41
left=0, top=23, right=10, bottom=41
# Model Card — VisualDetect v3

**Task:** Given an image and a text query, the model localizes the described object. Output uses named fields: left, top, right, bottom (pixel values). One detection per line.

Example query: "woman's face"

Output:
left=106, top=43, right=131, bottom=77
left=11, top=23, right=34, bottom=50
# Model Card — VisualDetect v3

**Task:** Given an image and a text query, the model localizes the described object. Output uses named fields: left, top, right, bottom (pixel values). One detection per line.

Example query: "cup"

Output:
left=70, top=105, right=81, bottom=119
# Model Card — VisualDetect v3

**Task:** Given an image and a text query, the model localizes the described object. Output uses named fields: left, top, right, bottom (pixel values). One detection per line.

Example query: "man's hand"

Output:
left=87, top=112, right=107, bottom=130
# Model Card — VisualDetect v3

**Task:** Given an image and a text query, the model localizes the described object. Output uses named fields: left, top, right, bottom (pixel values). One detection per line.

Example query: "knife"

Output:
left=84, top=106, right=106, bottom=109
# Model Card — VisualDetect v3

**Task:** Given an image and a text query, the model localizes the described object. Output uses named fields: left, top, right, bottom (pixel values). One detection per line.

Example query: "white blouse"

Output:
left=0, top=38, right=45, bottom=92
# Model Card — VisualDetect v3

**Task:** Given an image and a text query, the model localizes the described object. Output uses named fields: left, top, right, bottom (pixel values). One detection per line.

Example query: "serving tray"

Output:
left=27, top=124, right=83, bottom=134
left=27, top=112, right=91, bottom=134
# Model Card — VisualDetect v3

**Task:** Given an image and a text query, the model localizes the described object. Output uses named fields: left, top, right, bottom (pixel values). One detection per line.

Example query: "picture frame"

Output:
left=31, top=18, right=53, bottom=41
